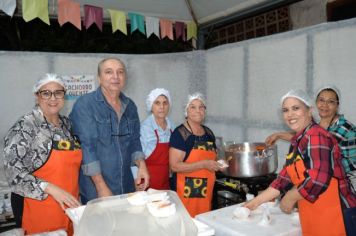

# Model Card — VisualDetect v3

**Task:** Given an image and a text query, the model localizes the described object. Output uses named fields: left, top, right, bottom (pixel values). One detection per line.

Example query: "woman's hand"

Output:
left=202, top=160, right=221, bottom=172
left=170, top=148, right=221, bottom=173
left=244, top=187, right=280, bottom=210
left=265, top=132, right=294, bottom=146
left=265, top=133, right=280, bottom=146
left=243, top=198, right=260, bottom=210
left=45, top=183, right=81, bottom=210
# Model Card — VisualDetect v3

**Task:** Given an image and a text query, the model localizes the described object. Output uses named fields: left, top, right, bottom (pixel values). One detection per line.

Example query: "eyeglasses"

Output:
left=316, top=97, right=338, bottom=106
left=37, top=90, right=66, bottom=99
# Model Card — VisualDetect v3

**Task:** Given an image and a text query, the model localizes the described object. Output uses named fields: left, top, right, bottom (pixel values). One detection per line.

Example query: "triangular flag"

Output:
left=187, top=21, right=197, bottom=40
left=84, top=5, right=103, bottom=31
left=22, top=0, right=50, bottom=25
left=160, top=19, right=173, bottom=40
left=175, top=21, right=186, bottom=41
left=146, top=16, right=160, bottom=38
left=0, top=0, right=16, bottom=17
left=128, top=12, right=145, bottom=35
left=58, top=0, right=81, bottom=30
left=108, top=9, right=127, bottom=35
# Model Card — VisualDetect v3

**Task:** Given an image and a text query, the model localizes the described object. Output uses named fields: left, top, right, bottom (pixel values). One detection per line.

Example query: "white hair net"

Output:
left=33, top=73, right=65, bottom=93
left=184, top=92, right=206, bottom=117
left=280, top=89, right=312, bottom=107
left=315, top=85, right=341, bottom=102
left=146, top=88, right=171, bottom=112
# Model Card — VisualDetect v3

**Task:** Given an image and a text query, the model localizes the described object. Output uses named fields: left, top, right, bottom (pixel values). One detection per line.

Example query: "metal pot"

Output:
left=221, top=142, right=278, bottom=178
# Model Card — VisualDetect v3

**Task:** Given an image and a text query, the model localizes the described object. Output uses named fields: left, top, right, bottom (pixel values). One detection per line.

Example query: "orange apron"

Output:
left=176, top=140, right=216, bottom=217
left=22, top=140, right=82, bottom=235
left=286, top=152, right=346, bottom=236
left=145, top=129, right=170, bottom=190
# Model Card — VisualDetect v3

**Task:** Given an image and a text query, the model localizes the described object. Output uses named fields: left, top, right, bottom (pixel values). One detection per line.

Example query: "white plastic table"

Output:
left=195, top=203, right=302, bottom=236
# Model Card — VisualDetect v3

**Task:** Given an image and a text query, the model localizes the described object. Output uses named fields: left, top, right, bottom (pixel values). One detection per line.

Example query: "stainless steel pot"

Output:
left=221, top=142, right=278, bottom=178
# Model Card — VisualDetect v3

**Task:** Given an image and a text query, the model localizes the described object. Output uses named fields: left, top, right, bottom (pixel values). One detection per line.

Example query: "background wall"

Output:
left=1, top=18, right=356, bottom=190
left=290, top=0, right=327, bottom=29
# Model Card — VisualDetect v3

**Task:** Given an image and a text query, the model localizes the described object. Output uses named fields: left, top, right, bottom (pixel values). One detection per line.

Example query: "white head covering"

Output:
left=184, top=92, right=206, bottom=117
left=280, top=89, right=312, bottom=107
left=146, top=88, right=171, bottom=112
left=315, top=85, right=341, bottom=102
left=33, top=73, right=65, bottom=93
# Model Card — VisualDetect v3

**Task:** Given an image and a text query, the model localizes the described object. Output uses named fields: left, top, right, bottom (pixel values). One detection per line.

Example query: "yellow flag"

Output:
left=108, top=9, right=127, bottom=35
left=22, top=0, right=50, bottom=25
left=187, top=21, right=197, bottom=40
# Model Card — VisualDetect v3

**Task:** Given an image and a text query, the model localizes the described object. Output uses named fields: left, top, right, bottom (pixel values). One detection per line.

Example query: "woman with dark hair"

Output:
left=265, top=86, right=356, bottom=235
left=246, top=89, right=356, bottom=236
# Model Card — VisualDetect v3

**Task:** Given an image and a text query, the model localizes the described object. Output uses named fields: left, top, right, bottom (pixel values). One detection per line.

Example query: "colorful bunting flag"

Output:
left=175, top=21, right=186, bottom=41
left=58, top=0, right=81, bottom=30
left=84, top=5, right=103, bottom=31
left=160, top=19, right=173, bottom=40
left=0, top=0, right=16, bottom=17
left=22, top=0, right=50, bottom=25
left=57, top=0, right=70, bottom=3
left=19, top=0, right=195, bottom=46
left=108, top=9, right=127, bottom=35
left=145, top=16, right=160, bottom=38
left=128, top=12, right=145, bottom=35
left=187, top=21, right=197, bottom=40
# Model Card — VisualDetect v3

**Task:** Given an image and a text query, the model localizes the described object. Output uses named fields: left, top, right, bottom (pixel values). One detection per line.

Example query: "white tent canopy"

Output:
left=46, top=0, right=297, bottom=25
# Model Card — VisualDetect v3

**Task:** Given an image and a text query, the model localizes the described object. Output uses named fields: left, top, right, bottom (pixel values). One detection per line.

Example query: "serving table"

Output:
left=196, top=203, right=302, bottom=236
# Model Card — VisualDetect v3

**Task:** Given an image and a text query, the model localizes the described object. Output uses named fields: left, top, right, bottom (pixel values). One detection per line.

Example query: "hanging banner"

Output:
left=60, top=75, right=96, bottom=100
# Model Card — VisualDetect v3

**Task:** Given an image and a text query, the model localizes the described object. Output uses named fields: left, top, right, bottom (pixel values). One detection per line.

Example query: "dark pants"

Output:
left=10, top=192, right=24, bottom=228
left=343, top=207, right=356, bottom=236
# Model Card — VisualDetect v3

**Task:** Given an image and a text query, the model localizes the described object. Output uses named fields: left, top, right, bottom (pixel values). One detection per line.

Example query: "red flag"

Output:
left=160, top=19, right=173, bottom=40
left=84, top=5, right=103, bottom=31
left=175, top=21, right=186, bottom=41
left=58, top=0, right=81, bottom=30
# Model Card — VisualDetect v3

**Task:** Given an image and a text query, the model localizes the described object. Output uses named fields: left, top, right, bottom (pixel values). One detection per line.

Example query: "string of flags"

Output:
left=0, top=0, right=197, bottom=41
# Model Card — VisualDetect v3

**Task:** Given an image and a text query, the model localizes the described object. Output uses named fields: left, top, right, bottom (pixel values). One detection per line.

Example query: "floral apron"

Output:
left=176, top=139, right=216, bottom=217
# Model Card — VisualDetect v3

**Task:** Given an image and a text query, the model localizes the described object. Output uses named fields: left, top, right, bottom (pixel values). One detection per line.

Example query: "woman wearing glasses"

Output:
left=265, top=85, right=356, bottom=235
left=246, top=89, right=356, bottom=236
left=3, top=74, right=82, bottom=235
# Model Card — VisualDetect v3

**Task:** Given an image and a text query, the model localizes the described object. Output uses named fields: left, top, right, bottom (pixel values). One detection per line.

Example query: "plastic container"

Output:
left=75, top=190, right=198, bottom=236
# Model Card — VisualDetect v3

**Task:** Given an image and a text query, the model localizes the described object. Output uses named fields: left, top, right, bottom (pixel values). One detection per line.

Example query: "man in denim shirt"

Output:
left=70, top=58, right=149, bottom=203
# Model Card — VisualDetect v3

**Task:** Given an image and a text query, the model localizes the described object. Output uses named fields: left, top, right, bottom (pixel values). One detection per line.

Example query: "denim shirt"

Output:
left=70, top=87, right=144, bottom=202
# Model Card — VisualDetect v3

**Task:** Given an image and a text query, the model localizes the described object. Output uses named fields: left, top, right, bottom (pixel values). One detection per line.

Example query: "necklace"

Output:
left=186, top=120, right=194, bottom=134
left=186, top=120, right=205, bottom=136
